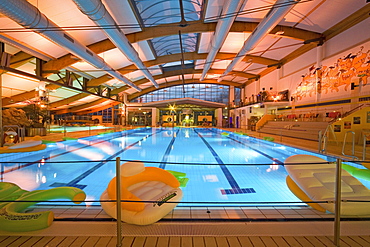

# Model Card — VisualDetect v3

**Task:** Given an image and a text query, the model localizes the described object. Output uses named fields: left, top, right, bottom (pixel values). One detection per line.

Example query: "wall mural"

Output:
left=293, top=46, right=370, bottom=101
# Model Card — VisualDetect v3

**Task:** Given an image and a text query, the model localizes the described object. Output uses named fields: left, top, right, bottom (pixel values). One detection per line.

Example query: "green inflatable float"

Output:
left=167, top=170, right=189, bottom=187
left=0, top=182, right=86, bottom=232
left=342, top=164, right=370, bottom=181
left=221, top=132, right=230, bottom=137
left=263, top=136, right=275, bottom=142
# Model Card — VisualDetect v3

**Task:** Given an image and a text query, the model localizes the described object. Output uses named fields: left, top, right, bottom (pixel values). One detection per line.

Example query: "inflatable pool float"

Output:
left=62, top=137, right=78, bottom=141
left=3, top=131, right=19, bottom=145
left=0, top=182, right=86, bottom=232
left=285, top=154, right=370, bottom=215
left=0, top=136, right=46, bottom=154
left=167, top=170, right=189, bottom=187
left=221, top=132, right=229, bottom=136
left=342, top=164, right=370, bottom=182
left=42, top=139, right=56, bottom=144
left=100, top=161, right=183, bottom=225
left=98, top=130, right=114, bottom=135
left=263, top=136, right=275, bottom=142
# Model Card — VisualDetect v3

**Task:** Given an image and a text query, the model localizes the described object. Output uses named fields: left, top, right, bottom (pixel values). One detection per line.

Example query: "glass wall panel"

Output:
left=132, top=83, right=230, bottom=104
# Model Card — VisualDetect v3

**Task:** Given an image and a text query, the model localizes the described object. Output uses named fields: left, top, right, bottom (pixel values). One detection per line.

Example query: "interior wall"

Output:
left=245, top=19, right=370, bottom=115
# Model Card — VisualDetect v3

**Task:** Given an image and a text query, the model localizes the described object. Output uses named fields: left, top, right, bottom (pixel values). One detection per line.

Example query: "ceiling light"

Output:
left=275, top=31, right=285, bottom=35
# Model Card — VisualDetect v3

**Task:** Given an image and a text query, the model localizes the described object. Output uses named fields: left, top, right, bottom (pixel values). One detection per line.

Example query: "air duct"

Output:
left=218, top=0, right=300, bottom=82
left=0, top=0, right=141, bottom=91
left=72, top=0, right=159, bottom=88
left=200, top=0, right=246, bottom=81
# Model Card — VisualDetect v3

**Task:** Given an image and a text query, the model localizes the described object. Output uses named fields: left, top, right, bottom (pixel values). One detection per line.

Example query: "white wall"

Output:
left=244, top=18, right=370, bottom=116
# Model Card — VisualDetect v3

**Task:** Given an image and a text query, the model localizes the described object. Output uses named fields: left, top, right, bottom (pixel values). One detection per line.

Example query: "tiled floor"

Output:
left=29, top=204, right=368, bottom=221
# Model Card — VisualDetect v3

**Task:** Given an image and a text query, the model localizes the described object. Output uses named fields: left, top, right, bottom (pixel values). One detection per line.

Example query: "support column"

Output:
left=0, top=42, right=4, bottom=146
left=229, top=86, right=235, bottom=108
left=151, top=108, right=157, bottom=127
left=216, top=108, right=223, bottom=127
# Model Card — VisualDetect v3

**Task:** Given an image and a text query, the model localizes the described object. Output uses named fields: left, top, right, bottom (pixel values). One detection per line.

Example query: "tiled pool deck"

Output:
left=30, top=205, right=367, bottom=221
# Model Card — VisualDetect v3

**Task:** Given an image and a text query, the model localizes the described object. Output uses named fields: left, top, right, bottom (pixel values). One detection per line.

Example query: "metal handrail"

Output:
left=342, top=131, right=358, bottom=160
left=319, top=124, right=337, bottom=153
left=318, top=130, right=328, bottom=153
left=362, top=134, right=368, bottom=161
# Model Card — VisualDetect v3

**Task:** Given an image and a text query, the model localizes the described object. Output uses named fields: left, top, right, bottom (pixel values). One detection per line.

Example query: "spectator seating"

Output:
left=258, top=121, right=329, bottom=141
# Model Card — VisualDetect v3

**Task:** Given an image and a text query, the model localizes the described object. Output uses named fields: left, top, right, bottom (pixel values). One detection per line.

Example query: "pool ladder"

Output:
left=318, top=125, right=337, bottom=153
left=341, top=131, right=359, bottom=160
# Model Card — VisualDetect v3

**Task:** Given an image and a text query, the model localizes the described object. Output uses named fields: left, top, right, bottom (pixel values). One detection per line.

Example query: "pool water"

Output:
left=0, top=127, right=366, bottom=207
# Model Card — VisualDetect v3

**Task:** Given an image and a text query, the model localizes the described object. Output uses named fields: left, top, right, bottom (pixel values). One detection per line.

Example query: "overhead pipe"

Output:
left=0, top=0, right=141, bottom=92
left=72, top=0, right=159, bottom=88
left=218, top=0, right=300, bottom=82
left=200, top=0, right=246, bottom=81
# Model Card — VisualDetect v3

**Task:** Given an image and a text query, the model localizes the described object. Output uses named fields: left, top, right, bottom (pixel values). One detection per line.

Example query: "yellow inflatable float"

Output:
left=100, top=161, right=183, bottom=225
left=0, top=136, right=46, bottom=154
left=0, top=182, right=86, bottom=232
left=285, top=154, right=370, bottom=215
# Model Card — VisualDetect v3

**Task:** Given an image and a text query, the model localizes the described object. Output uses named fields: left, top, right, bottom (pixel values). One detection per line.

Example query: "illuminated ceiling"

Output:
left=0, top=0, right=368, bottom=114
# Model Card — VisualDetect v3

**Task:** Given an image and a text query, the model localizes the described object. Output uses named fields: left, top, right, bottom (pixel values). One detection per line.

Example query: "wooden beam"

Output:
left=42, top=21, right=320, bottom=74
left=259, top=4, right=370, bottom=77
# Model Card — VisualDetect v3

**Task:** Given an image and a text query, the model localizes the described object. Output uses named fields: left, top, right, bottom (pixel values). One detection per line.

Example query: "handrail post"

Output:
left=116, top=157, right=122, bottom=247
left=363, top=134, right=367, bottom=161
left=318, top=130, right=322, bottom=153
left=334, top=158, right=342, bottom=246
left=342, top=131, right=358, bottom=160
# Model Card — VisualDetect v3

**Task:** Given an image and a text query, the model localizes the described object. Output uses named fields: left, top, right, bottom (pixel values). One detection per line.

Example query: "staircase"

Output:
left=258, top=121, right=329, bottom=141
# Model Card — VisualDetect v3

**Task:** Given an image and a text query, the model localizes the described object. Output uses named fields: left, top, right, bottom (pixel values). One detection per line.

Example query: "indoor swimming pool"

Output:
left=0, top=127, right=366, bottom=207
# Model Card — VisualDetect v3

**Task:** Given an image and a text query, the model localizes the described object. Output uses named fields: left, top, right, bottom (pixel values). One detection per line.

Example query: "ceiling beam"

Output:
left=53, top=99, right=117, bottom=115
left=259, top=4, right=370, bottom=77
left=0, top=66, right=122, bottom=105
left=47, top=54, right=266, bottom=110
left=42, top=21, right=320, bottom=74
left=52, top=78, right=238, bottom=114
left=86, top=52, right=272, bottom=87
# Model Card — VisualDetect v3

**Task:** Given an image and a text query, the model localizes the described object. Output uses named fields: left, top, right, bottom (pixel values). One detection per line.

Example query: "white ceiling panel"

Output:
left=220, top=32, right=251, bottom=53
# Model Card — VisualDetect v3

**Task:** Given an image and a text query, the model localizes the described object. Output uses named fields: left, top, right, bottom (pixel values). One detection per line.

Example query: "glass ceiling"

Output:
left=134, top=0, right=203, bottom=27
left=131, top=83, right=229, bottom=104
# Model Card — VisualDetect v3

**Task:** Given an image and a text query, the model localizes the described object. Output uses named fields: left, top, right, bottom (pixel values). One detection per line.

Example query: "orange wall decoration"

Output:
left=293, top=46, right=370, bottom=101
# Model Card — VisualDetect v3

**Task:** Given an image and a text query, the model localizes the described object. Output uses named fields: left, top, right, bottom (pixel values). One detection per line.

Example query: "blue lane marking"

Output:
left=193, top=128, right=255, bottom=195
left=159, top=128, right=180, bottom=169
left=0, top=131, right=129, bottom=175
left=50, top=129, right=163, bottom=189
left=209, top=129, right=284, bottom=164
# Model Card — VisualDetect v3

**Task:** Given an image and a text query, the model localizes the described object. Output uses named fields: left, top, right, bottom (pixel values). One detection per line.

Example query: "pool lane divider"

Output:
left=50, top=129, right=163, bottom=189
left=159, top=128, right=180, bottom=169
left=193, top=129, right=256, bottom=195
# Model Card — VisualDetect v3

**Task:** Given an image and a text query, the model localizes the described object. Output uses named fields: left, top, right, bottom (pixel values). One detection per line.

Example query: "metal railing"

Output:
left=319, top=125, right=337, bottom=153
left=342, top=131, right=358, bottom=160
